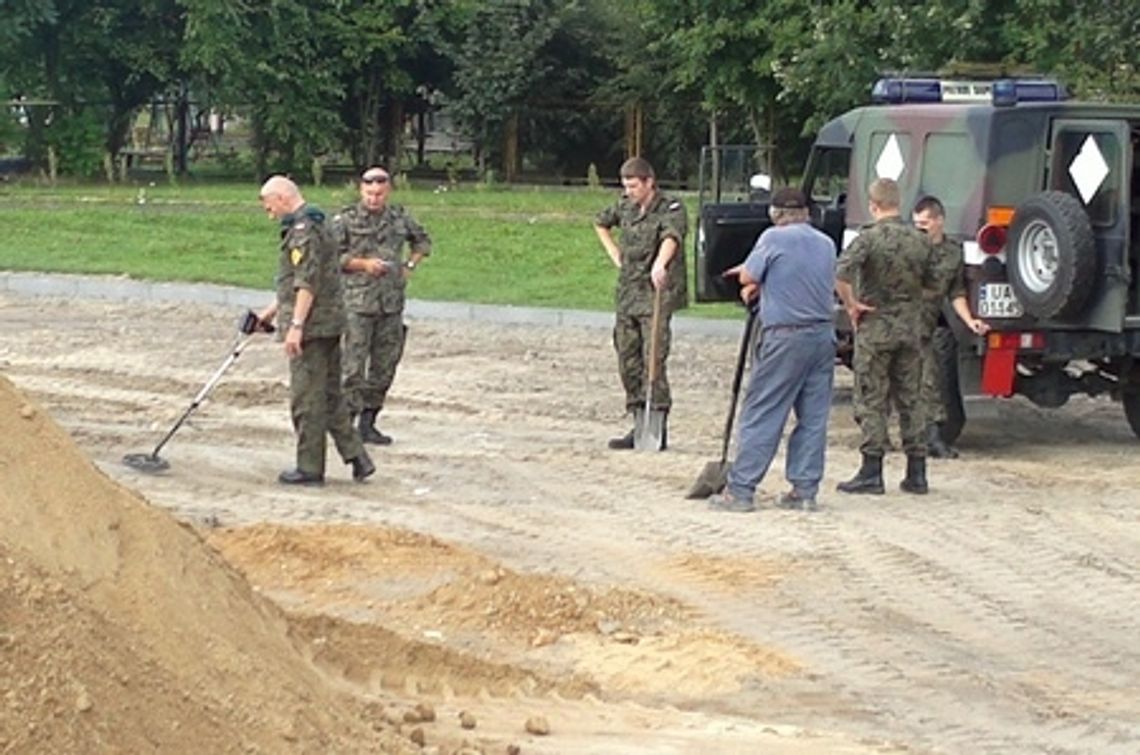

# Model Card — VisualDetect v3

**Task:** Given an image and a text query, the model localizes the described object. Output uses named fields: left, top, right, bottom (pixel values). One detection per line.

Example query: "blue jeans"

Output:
left=726, top=325, right=835, bottom=502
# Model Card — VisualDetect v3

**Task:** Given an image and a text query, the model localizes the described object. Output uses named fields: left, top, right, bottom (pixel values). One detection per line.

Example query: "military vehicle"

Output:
left=695, top=77, right=1140, bottom=441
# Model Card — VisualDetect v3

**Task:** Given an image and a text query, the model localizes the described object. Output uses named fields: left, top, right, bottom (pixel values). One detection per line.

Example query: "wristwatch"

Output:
left=290, top=320, right=304, bottom=330
left=404, top=259, right=417, bottom=271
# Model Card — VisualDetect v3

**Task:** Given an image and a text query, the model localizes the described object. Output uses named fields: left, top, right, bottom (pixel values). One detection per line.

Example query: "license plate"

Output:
left=977, top=283, right=1024, bottom=318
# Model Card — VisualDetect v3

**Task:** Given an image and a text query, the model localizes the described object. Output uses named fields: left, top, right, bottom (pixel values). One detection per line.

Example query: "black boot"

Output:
left=607, top=428, right=635, bottom=450
left=278, top=469, right=324, bottom=486
left=349, top=449, right=376, bottom=482
left=900, top=455, right=928, bottom=494
left=660, top=413, right=668, bottom=451
left=358, top=408, right=392, bottom=445
left=836, top=453, right=884, bottom=494
left=926, top=423, right=958, bottom=459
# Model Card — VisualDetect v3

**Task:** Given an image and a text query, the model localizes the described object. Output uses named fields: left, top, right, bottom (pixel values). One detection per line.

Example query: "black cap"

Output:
left=771, top=187, right=807, bottom=209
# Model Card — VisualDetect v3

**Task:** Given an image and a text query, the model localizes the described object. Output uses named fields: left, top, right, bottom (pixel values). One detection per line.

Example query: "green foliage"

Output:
left=47, top=111, right=106, bottom=178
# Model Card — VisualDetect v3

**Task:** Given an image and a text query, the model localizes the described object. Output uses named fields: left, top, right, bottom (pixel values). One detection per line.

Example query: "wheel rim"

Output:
left=1016, top=219, right=1059, bottom=294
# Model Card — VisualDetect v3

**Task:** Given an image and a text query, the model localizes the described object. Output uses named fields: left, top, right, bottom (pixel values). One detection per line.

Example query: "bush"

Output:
left=47, top=110, right=105, bottom=178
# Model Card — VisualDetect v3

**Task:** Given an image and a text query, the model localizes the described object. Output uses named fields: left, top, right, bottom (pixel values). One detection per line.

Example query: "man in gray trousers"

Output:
left=708, top=187, right=837, bottom=513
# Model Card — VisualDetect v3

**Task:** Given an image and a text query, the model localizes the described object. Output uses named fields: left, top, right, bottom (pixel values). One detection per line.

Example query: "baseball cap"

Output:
left=771, top=187, right=807, bottom=209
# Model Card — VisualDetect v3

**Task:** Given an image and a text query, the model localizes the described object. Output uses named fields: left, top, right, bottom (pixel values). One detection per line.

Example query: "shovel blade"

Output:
left=686, top=460, right=728, bottom=499
left=633, top=408, right=666, bottom=452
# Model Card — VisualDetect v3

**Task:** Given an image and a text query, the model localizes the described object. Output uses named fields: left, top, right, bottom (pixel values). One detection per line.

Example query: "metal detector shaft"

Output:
left=146, top=333, right=256, bottom=458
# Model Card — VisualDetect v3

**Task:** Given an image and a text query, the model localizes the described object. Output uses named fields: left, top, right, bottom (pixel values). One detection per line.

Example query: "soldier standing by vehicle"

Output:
left=335, top=166, right=431, bottom=445
left=254, top=175, right=375, bottom=486
left=835, top=178, right=932, bottom=495
left=912, top=196, right=990, bottom=458
left=593, top=157, right=688, bottom=449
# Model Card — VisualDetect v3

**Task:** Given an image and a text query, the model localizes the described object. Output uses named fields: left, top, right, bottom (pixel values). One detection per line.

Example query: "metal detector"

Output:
left=123, top=331, right=259, bottom=474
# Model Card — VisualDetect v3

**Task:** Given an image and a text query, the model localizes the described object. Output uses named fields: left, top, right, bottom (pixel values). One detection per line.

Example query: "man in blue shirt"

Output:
left=709, top=187, right=837, bottom=512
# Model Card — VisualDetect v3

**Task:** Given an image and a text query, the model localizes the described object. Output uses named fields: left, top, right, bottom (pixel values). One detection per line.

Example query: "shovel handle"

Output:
left=644, top=286, right=663, bottom=414
left=720, top=309, right=756, bottom=463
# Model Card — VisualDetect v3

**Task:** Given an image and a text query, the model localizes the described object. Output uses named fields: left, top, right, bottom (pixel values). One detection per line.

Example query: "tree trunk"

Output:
left=503, top=111, right=519, bottom=183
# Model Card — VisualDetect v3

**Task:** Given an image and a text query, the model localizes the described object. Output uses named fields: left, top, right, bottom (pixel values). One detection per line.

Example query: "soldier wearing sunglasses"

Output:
left=333, top=167, right=432, bottom=445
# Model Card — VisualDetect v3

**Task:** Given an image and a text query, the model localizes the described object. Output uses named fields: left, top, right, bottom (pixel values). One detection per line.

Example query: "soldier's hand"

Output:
left=366, top=259, right=388, bottom=278
left=238, top=309, right=275, bottom=335
left=651, top=263, right=667, bottom=290
left=284, top=327, right=303, bottom=358
left=968, top=317, right=991, bottom=336
left=846, top=301, right=875, bottom=330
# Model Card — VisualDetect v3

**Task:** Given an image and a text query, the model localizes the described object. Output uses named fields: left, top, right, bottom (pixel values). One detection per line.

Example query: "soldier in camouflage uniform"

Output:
left=334, top=166, right=431, bottom=445
left=254, top=175, right=375, bottom=486
left=593, top=157, right=688, bottom=449
left=835, top=178, right=933, bottom=495
left=912, top=196, right=990, bottom=458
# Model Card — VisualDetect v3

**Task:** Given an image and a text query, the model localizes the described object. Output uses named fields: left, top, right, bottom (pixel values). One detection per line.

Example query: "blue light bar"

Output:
left=871, top=77, right=1066, bottom=106
left=871, top=78, right=942, bottom=104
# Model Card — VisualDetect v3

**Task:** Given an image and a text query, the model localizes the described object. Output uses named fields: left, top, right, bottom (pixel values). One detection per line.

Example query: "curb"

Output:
left=0, top=271, right=743, bottom=338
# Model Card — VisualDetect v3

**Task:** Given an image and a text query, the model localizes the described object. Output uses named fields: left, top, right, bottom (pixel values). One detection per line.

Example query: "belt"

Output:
left=763, top=321, right=831, bottom=333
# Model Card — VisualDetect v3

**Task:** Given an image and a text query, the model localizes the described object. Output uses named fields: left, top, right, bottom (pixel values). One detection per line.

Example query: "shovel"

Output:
left=686, top=308, right=757, bottom=498
left=633, top=286, right=666, bottom=451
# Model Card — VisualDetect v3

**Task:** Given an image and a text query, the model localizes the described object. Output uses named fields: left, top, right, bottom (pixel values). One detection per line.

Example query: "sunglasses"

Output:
left=361, top=175, right=389, bottom=185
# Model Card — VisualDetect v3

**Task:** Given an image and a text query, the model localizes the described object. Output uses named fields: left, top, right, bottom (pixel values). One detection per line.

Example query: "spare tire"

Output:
left=1006, top=191, right=1097, bottom=321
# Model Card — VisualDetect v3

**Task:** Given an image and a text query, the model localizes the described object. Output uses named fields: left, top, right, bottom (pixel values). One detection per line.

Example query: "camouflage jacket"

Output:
left=595, top=192, right=688, bottom=316
left=334, top=202, right=431, bottom=315
left=923, top=236, right=967, bottom=333
left=274, top=204, right=345, bottom=340
left=836, top=216, right=933, bottom=346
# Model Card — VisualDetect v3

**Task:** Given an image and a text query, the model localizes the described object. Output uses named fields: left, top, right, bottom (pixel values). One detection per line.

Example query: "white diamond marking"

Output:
left=1068, top=135, right=1109, bottom=204
left=875, top=134, right=905, bottom=181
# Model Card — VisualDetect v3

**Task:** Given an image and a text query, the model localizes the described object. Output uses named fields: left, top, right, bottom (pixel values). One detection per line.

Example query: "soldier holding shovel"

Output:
left=593, top=157, right=688, bottom=450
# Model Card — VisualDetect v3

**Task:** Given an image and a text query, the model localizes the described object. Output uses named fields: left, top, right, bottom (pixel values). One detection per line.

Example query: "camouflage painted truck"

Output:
left=695, top=77, right=1140, bottom=442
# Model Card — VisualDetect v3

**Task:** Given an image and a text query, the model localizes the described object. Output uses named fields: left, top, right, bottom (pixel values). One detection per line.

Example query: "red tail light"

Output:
left=977, top=223, right=1008, bottom=255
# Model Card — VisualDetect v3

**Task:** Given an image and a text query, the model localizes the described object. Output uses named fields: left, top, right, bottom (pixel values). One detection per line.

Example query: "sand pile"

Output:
left=0, top=374, right=410, bottom=753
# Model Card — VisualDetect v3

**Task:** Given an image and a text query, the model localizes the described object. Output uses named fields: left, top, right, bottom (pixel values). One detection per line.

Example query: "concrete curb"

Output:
left=0, top=271, right=742, bottom=337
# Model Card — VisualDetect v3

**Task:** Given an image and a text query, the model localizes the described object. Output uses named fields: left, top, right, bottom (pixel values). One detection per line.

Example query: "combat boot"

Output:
left=278, top=469, right=324, bottom=486
left=900, top=455, right=929, bottom=495
left=358, top=408, right=392, bottom=445
left=836, top=453, right=884, bottom=495
left=607, top=428, right=635, bottom=450
left=349, top=449, right=376, bottom=482
left=926, top=423, right=959, bottom=459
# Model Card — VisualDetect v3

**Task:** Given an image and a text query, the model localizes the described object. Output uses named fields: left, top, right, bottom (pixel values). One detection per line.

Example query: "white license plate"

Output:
left=977, top=283, right=1024, bottom=318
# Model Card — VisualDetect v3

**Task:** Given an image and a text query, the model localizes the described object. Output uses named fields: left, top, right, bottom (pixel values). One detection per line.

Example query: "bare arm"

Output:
left=650, top=236, right=679, bottom=289
left=594, top=225, right=621, bottom=268
left=284, top=288, right=314, bottom=358
left=836, top=278, right=875, bottom=330
left=952, top=295, right=990, bottom=335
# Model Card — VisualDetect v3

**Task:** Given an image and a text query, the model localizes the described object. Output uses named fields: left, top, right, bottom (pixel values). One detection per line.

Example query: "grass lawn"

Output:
left=0, top=180, right=741, bottom=318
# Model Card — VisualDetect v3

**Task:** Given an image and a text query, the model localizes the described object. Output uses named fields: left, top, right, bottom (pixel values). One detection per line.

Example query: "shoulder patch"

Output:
left=290, top=247, right=304, bottom=266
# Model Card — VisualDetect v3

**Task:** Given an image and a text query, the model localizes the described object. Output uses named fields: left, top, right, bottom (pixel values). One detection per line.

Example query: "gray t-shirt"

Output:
left=744, top=221, right=837, bottom=328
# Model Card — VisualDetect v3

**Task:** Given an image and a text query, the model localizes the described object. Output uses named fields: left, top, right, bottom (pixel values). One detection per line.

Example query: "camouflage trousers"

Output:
left=343, top=311, right=407, bottom=414
left=289, top=336, right=363, bottom=476
left=614, top=311, right=672, bottom=413
left=853, top=336, right=926, bottom=457
left=920, top=326, right=957, bottom=424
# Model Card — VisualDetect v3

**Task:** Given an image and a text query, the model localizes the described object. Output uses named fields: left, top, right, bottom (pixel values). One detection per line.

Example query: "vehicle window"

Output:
left=807, top=148, right=850, bottom=204
left=921, top=133, right=980, bottom=217
left=1051, top=130, right=1122, bottom=226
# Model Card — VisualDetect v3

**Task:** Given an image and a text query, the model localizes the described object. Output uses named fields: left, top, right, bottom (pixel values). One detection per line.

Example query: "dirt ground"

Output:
left=1, top=291, right=1138, bottom=754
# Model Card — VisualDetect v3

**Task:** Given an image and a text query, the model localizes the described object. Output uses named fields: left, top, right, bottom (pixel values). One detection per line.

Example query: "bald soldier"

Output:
left=254, top=175, right=375, bottom=486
